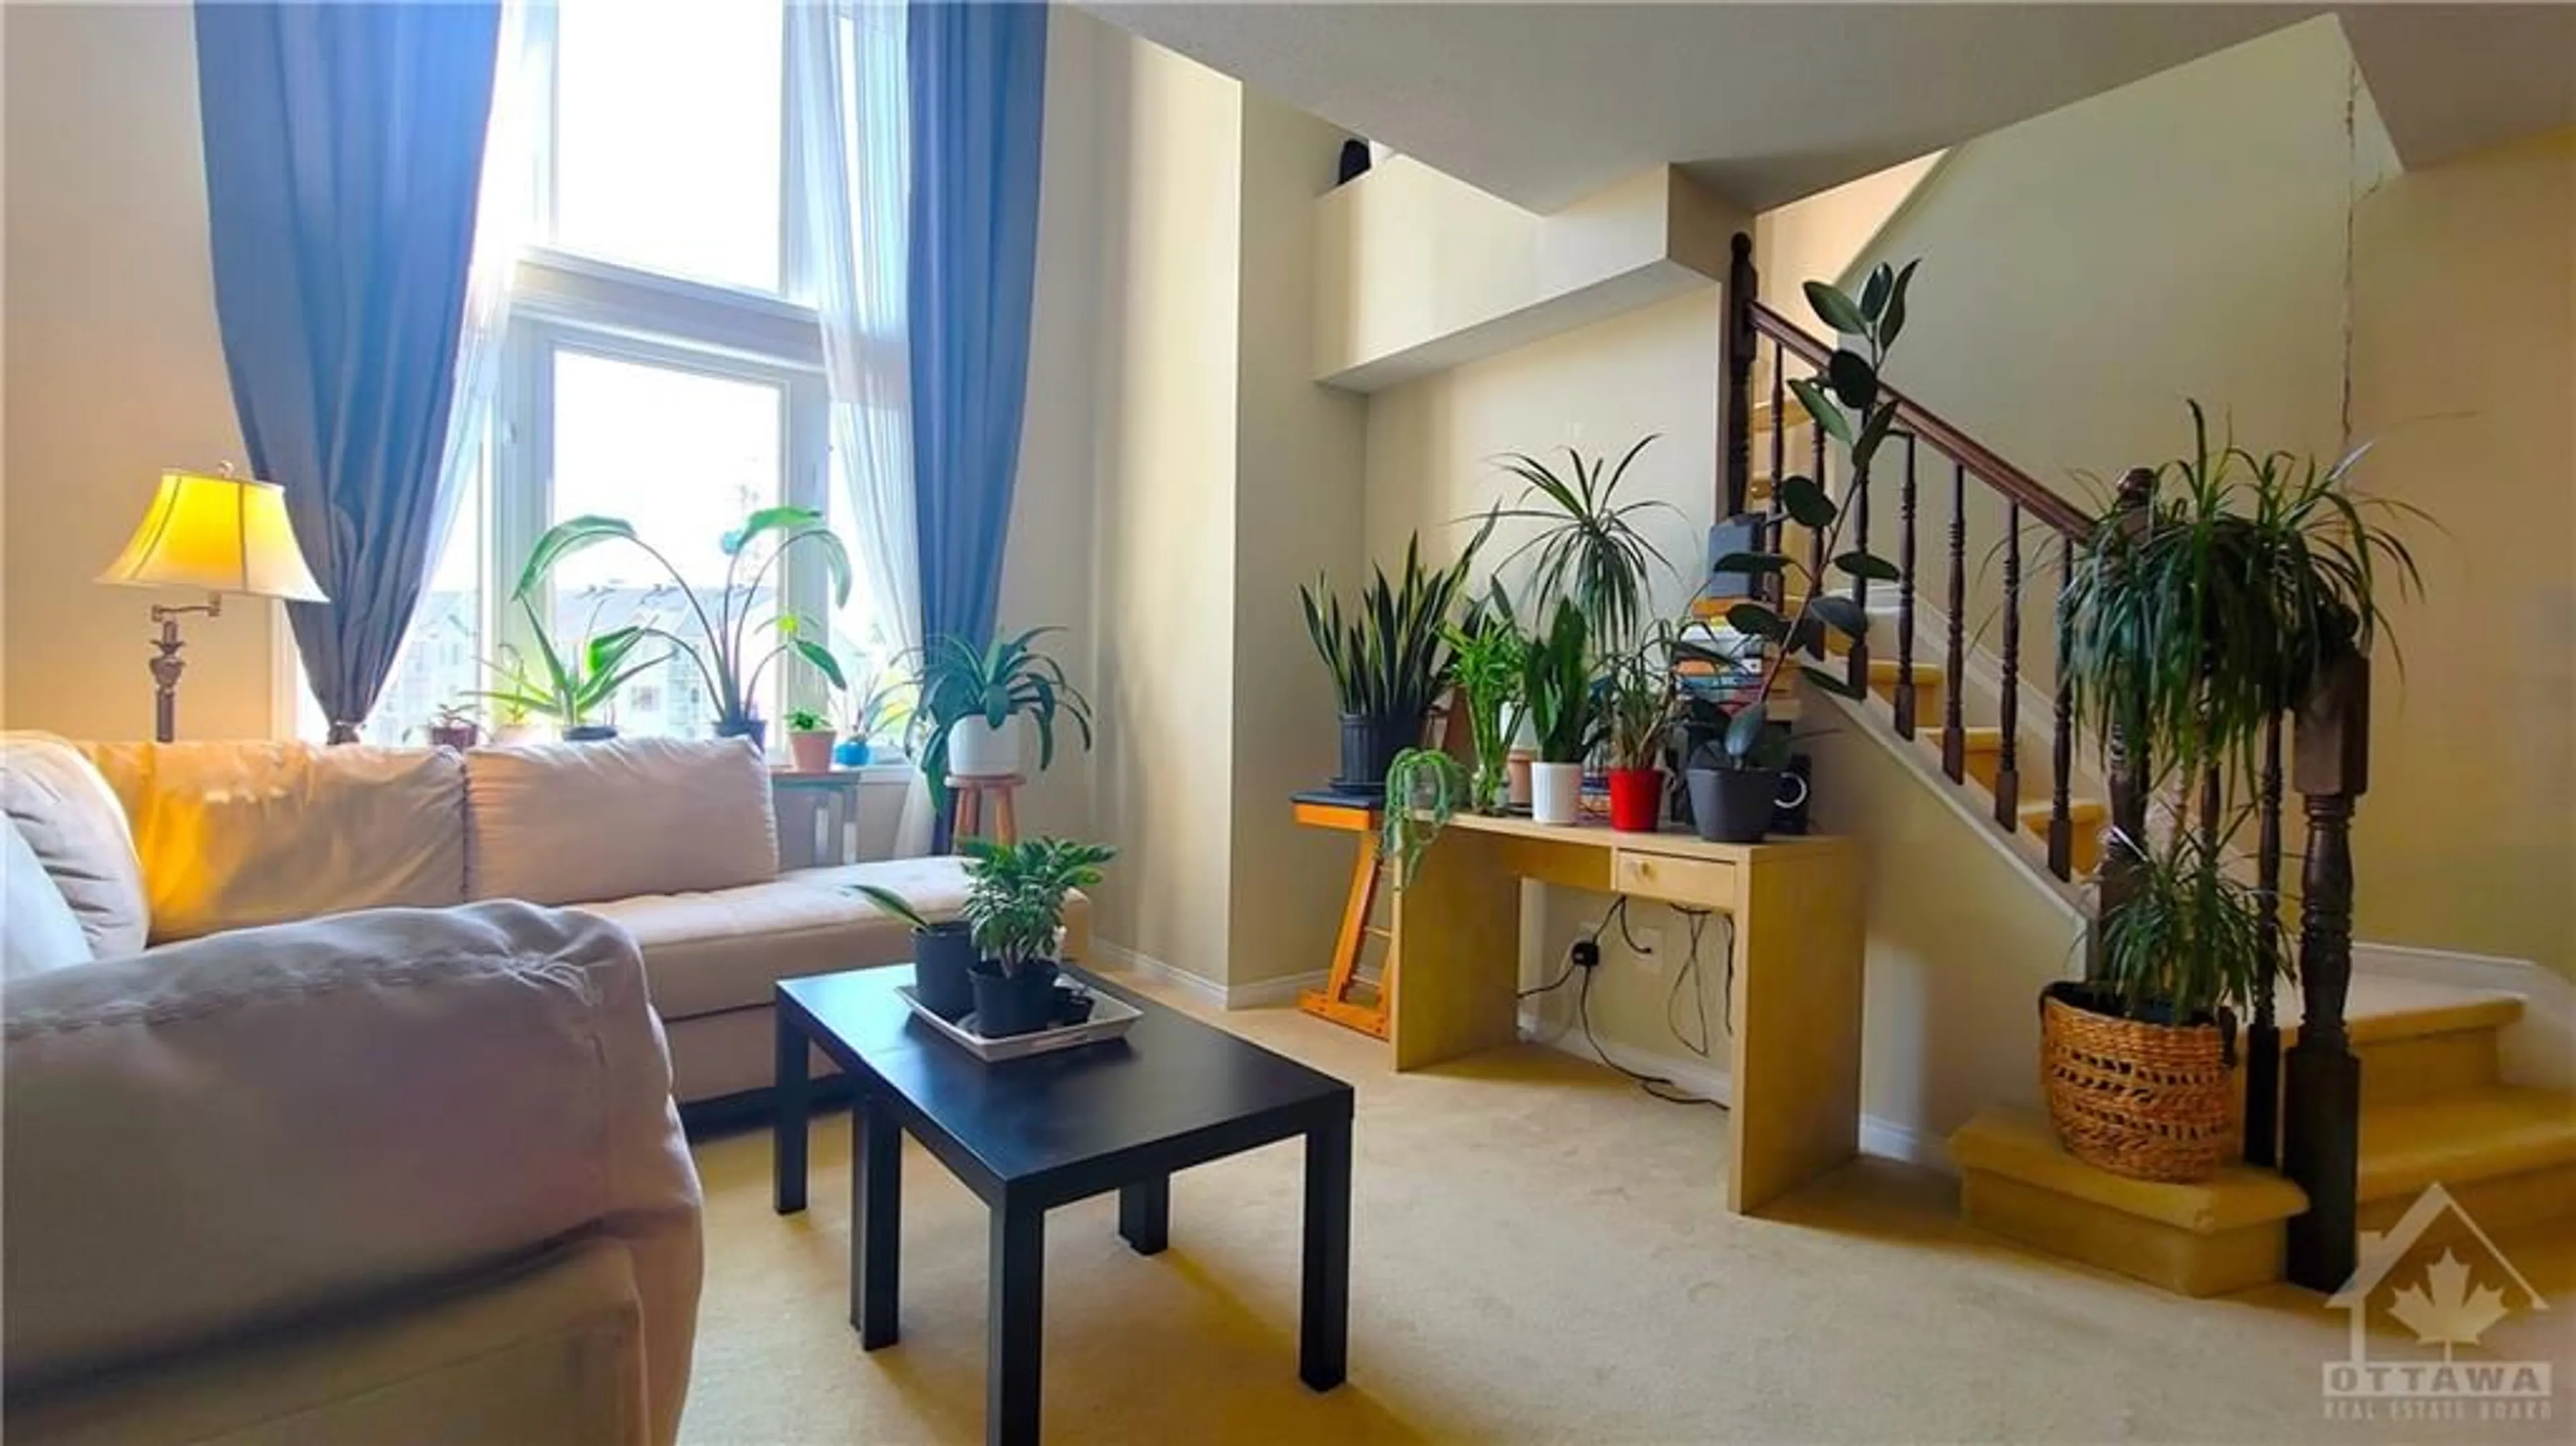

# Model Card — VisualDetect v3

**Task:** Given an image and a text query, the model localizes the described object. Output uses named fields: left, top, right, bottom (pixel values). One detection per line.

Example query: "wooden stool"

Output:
left=947, top=773, right=1023, bottom=846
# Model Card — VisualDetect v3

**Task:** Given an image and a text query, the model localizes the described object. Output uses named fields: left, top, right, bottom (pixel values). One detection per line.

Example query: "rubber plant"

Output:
left=514, top=506, right=851, bottom=736
left=1483, top=437, right=1681, bottom=653
left=1707, top=261, right=1916, bottom=768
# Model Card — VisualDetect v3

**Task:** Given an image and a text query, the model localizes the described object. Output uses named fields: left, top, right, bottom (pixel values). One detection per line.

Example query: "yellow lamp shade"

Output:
left=97, top=469, right=327, bottom=603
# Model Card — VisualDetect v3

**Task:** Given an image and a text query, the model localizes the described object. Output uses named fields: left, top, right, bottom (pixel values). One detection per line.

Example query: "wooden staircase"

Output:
left=1717, top=233, right=2573, bottom=1284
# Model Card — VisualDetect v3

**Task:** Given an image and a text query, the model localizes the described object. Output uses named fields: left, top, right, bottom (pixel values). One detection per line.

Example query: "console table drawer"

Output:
left=1610, top=849, right=1738, bottom=908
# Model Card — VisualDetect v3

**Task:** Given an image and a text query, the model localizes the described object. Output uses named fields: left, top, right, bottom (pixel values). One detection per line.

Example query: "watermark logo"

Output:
left=2323, top=1182, right=2553, bottom=1423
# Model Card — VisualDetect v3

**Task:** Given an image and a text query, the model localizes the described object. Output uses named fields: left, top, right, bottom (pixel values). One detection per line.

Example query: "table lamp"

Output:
left=97, top=466, right=327, bottom=742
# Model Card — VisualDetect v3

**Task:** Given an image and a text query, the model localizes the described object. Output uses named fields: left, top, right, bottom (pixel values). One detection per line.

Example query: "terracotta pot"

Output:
left=788, top=728, right=837, bottom=773
left=1607, top=767, right=1664, bottom=832
left=1506, top=748, right=1536, bottom=808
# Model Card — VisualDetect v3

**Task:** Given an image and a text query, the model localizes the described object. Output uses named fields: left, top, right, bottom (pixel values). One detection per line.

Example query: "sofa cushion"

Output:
left=468, top=738, right=777, bottom=907
left=1, top=734, right=148, bottom=957
left=77, top=741, right=468, bottom=943
left=580, top=857, right=971, bottom=1021
left=3, top=822, right=93, bottom=977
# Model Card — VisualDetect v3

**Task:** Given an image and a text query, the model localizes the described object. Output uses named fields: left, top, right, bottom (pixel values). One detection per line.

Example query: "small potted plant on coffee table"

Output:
left=959, top=836, right=1116, bottom=1037
left=784, top=708, right=837, bottom=773
left=850, top=884, right=980, bottom=1020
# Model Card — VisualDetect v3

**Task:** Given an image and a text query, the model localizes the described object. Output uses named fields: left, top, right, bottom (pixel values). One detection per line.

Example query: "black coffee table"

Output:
left=773, top=965, right=1354, bottom=1446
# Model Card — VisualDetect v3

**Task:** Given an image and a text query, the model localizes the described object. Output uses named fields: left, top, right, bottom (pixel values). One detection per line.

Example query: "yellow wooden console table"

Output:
left=1295, top=797, right=1866, bottom=1214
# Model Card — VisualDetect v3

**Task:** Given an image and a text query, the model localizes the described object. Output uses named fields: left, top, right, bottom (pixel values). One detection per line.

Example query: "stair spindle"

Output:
left=1941, top=461, right=1968, bottom=781
left=2048, top=536, right=2075, bottom=880
left=1809, top=375, right=1829, bottom=655
left=1894, top=436, right=1919, bottom=737
left=2246, top=710, right=2286, bottom=1167
left=1845, top=439, right=1872, bottom=696
left=1770, top=343, right=1788, bottom=610
left=1992, top=500, right=2022, bottom=830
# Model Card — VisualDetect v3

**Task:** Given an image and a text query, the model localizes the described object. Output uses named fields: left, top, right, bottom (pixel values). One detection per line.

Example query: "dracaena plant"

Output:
left=1708, top=260, right=1916, bottom=769
left=514, top=506, right=852, bottom=731
left=1299, top=526, right=1485, bottom=726
left=1484, top=436, right=1681, bottom=653
left=958, top=836, right=1115, bottom=977
left=2058, top=400, right=2424, bottom=797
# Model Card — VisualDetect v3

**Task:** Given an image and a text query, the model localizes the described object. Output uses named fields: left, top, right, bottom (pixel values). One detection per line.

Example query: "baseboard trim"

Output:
left=1515, top=1009, right=1948, bottom=1172
left=2353, top=942, right=2572, bottom=1092
left=1089, top=942, right=1330, bottom=1011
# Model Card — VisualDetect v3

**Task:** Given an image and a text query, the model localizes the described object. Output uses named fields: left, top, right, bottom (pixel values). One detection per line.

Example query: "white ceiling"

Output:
left=1083, top=3, right=2573, bottom=213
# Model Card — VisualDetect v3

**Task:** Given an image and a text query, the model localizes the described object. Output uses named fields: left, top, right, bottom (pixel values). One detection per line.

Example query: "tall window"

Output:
left=341, top=0, right=891, bottom=746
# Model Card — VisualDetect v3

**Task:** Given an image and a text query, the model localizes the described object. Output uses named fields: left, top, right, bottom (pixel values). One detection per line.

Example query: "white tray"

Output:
left=896, top=983, right=1142, bottom=1062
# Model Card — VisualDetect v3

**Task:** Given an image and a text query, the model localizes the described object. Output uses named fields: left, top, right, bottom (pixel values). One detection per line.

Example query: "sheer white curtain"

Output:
left=431, top=0, right=545, bottom=554
left=794, top=0, right=931, bottom=856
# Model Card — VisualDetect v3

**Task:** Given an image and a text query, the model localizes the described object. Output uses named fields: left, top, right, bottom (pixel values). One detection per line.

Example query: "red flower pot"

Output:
left=1607, top=767, right=1665, bottom=832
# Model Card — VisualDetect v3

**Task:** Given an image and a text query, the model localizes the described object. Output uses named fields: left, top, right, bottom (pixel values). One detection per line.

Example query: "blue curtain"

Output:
left=195, top=2, right=500, bottom=741
left=907, top=0, right=1049, bottom=658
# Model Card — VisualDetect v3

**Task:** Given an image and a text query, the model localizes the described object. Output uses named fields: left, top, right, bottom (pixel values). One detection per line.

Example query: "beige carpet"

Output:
left=680, top=973, right=2573, bottom=1444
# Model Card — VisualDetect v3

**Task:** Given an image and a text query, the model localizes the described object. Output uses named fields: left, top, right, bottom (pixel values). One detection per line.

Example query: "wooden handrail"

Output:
left=1746, top=299, right=2091, bottom=539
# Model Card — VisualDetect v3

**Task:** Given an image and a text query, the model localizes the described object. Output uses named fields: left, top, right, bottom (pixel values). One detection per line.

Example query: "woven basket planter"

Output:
left=2039, top=983, right=2239, bottom=1183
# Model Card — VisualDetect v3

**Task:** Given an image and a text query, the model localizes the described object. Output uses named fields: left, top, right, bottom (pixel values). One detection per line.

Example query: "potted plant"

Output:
left=784, top=708, right=837, bottom=773
left=515, top=505, right=852, bottom=748
left=1485, top=436, right=1682, bottom=654
left=1444, top=585, right=1529, bottom=814
left=1603, top=636, right=1678, bottom=833
left=471, top=596, right=660, bottom=742
left=1519, top=601, right=1603, bottom=826
left=423, top=700, right=481, bottom=750
left=849, top=884, right=979, bottom=1021
left=1299, top=529, right=1484, bottom=796
left=835, top=663, right=914, bottom=767
left=482, top=675, right=543, bottom=745
left=1695, top=263, right=1915, bottom=842
left=957, top=836, right=1115, bottom=1038
left=1379, top=747, right=1471, bottom=887
left=912, top=627, right=1093, bottom=810
left=2047, top=400, right=2422, bottom=1180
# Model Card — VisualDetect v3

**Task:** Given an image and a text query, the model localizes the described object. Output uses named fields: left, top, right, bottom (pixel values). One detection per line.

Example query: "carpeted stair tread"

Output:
left=2356, top=1087, right=2576, bottom=1204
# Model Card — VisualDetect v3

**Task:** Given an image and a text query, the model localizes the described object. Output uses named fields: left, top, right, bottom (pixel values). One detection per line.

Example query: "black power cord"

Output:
left=1521, top=899, right=1724, bottom=1109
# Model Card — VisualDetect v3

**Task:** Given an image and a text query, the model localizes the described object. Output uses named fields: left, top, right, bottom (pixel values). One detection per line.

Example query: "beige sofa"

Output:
left=2, top=895, right=703, bottom=1446
left=13, top=732, right=1085, bottom=1110
left=0, top=732, right=1083, bottom=1443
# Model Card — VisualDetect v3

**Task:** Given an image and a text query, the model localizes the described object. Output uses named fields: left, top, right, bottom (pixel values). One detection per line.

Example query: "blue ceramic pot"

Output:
left=833, top=736, right=872, bottom=767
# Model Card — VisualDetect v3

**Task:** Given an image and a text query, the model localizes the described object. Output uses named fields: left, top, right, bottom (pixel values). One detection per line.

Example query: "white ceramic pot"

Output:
left=947, top=714, right=1024, bottom=778
left=1529, top=761, right=1584, bottom=826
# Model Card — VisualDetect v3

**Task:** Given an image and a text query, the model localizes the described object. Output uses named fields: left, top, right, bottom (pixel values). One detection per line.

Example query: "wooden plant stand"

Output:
left=1291, top=793, right=1393, bottom=1040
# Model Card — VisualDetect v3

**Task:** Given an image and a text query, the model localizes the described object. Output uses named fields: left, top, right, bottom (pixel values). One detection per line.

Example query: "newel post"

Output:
left=1723, top=232, right=1757, bottom=519
left=2284, top=650, right=2368, bottom=1290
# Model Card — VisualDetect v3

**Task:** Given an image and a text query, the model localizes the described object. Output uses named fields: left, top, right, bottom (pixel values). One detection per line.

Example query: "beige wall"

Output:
left=995, top=5, right=1109, bottom=843
left=1225, top=87, right=1367, bottom=988
left=1841, top=16, right=2571, bottom=978
left=1752, top=152, right=1942, bottom=300
left=1077, top=28, right=1244, bottom=970
left=3, top=2, right=278, bottom=742
left=2345, top=126, right=2574, bottom=977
